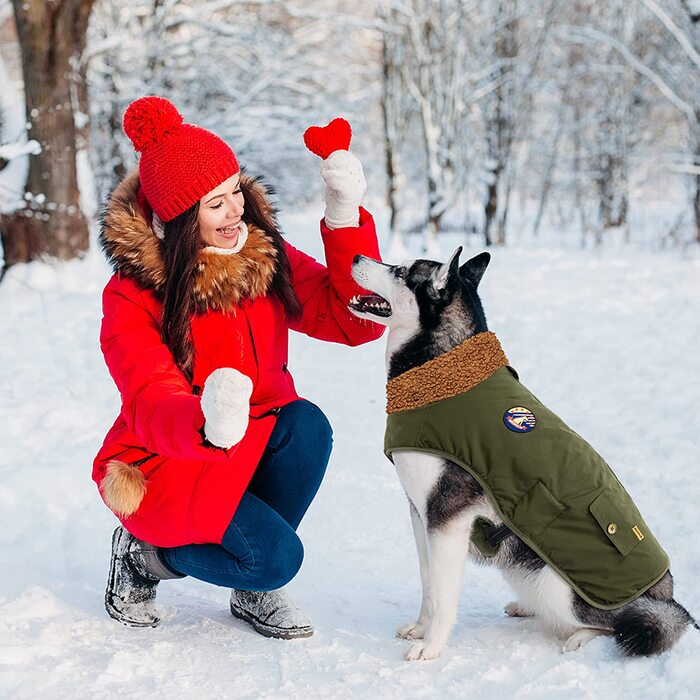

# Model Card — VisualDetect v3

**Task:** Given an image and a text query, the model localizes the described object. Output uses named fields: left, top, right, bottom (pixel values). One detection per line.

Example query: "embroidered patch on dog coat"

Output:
left=503, top=406, right=537, bottom=433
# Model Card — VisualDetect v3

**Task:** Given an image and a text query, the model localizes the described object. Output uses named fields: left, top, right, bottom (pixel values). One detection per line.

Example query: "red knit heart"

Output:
left=303, top=118, right=352, bottom=159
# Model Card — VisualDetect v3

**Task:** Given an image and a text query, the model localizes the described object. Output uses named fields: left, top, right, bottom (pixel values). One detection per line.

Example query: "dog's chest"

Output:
left=392, top=450, right=445, bottom=515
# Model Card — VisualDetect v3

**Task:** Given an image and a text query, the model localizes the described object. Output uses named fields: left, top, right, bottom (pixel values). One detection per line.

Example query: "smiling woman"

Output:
left=94, top=96, right=384, bottom=638
left=198, top=173, right=247, bottom=252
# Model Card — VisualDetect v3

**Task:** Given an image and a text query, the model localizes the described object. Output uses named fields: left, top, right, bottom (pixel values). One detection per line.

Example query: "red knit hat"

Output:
left=123, top=96, right=240, bottom=222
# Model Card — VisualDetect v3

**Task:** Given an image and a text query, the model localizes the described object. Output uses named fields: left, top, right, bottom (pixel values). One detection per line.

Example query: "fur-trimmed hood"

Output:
left=99, top=171, right=280, bottom=313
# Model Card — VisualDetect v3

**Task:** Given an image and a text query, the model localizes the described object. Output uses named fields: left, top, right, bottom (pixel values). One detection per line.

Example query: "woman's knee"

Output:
left=259, top=529, right=304, bottom=589
left=275, top=400, right=333, bottom=455
left=223, top=497, right=305, bottom=589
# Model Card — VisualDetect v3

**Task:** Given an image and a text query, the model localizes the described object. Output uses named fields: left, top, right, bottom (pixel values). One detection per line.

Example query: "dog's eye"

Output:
left=395, top=266, right=408, bottom=279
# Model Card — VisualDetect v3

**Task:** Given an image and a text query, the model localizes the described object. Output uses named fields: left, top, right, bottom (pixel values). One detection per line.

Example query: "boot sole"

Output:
left=105, top=597, right=160, bottom=628
left=229, top=601, right=313, bottom=639
left=105, top=528, right=160, bottom=628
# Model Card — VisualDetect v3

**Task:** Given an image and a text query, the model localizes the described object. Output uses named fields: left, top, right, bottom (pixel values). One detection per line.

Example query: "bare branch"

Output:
left=554, top=23, right=697, bottom=125
left=638, top=0, right=700, bottom=70
left=669, top=162, right=700, bottom=174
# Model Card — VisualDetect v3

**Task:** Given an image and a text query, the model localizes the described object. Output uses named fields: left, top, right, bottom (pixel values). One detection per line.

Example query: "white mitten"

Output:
left=320, top=150, right=366, bottom=229
left=200, top=368, right=253, bottom=449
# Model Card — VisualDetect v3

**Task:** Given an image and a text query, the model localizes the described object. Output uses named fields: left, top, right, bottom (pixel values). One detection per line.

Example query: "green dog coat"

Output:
left=384, top=332, right=669, bottom=610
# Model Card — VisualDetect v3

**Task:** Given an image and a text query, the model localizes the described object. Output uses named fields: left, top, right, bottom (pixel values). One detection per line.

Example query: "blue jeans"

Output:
left=160, top=399, right=332, bottom=590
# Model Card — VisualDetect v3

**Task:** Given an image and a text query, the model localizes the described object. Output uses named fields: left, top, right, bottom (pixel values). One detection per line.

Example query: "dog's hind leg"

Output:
left=397, top=502, right=432, bottom=640
left=404, top=516, right=471, bottom=661
left=504, top=601, right=534, bottom=618
left=563, top=627, right=611, bottom=652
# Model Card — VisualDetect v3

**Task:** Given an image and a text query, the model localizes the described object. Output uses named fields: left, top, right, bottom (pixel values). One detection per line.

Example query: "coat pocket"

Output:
left=589, top=490, right=643, bottom=556
left=512, top=480, right=566, bottom=537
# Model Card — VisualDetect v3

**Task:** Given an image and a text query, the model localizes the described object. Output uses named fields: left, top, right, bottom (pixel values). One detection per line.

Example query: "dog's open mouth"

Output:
left=348, top=293, right=392, bottom=318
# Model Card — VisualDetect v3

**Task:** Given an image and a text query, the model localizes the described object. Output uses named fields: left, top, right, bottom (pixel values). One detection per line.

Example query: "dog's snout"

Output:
left=353, top=254, right=363, bottom=265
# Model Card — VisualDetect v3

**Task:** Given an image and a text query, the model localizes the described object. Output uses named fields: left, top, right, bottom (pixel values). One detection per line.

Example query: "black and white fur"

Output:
left=349, top=247, right=694, bottom=661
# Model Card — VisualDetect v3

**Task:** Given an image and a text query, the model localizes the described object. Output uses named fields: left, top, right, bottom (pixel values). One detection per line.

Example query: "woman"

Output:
left=93, top=96, right=383, bottom=638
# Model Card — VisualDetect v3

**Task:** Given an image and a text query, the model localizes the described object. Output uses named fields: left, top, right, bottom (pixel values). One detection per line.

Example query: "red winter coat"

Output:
left=93, top=172, right=383, bottom=546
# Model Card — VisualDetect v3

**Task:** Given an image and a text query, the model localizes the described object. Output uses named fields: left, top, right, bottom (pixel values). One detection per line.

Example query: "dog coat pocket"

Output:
left=589, top=490, right=643, bottom=556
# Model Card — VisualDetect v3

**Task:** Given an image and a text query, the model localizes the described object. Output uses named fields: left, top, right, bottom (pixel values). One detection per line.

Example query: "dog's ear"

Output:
left=429, top=246, right=462, bottom=299
left=460, top=252, right=490, bottom=287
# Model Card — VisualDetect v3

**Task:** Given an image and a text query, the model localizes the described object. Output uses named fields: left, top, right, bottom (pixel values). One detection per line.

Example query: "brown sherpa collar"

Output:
left=386, top=332, right=509, bottom=414
left=100, top=171, right=277, bottom=313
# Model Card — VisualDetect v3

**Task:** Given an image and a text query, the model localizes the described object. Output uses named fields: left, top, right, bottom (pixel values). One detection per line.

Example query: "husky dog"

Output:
left=349, top=247, right=694, bottom=661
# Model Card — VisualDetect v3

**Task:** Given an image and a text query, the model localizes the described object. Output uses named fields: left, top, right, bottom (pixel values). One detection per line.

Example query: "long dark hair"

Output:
left=160, top=204, right=201, bottom=382
left=239, top=175, right=302, bottom=323
left=160, top=177, right=301, bottom=382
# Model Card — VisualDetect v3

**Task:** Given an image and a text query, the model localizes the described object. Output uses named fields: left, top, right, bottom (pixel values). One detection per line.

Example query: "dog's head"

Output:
left=350, top=247, right=490, bottom=328
left=350, top=247, right=491, bottom=373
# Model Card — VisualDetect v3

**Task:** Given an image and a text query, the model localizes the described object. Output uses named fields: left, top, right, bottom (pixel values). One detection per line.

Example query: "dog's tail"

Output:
left=613, top=596, right=695, bottom=656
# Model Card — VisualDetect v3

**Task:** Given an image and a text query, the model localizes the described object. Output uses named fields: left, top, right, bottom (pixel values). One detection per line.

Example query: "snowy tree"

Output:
left=86, top=0, right=380, bottom=208
left=375, top=0, right=496, bottom=251
left=540, top=1, right=653, bottom=242
left=377, top=3, right=414, bottom=255
left=376, top=0, right=561, bottom=248
left=553, top=0, right=700, bottom=244
left=0, top=0, right=95, bottom=269
left=479, top=0, right=521, bottom=247
left=395, top=0, right=470, bottom=250
left=666, top=0, right=700, bottom=244
left=0, top=101, right=5, bottom=173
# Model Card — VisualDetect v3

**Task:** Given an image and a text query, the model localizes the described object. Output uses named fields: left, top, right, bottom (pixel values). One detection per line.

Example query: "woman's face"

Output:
left=197, top=173, right=245, bottom=249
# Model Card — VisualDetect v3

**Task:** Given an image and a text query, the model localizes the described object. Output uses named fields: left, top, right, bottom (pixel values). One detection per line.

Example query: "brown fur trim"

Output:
left=100, top=171, right=278, bottom=313
left=100, top=171, right=167, bottom=292
left=193, top=227, right=277, bottom=313
left=386, top=332, right=509, bottom=414
left=100, top=460, right=147, bottom=518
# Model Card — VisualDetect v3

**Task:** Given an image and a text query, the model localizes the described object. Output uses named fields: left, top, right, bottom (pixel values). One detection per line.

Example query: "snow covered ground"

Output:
left=1, top=211, right=699, bottom=699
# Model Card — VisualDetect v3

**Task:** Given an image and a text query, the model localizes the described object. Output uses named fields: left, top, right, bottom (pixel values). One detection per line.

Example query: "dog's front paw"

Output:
left=396, top=621, right=426, bottom=639
left=504, top=601, right=533, bottom=618
left=404, top=641, right=443, bottom=661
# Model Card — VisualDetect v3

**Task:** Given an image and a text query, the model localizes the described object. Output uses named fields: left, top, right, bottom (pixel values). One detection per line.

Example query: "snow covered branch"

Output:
left=638, top=0, right=700, bottom=69
left=553, top=23, right=697, bottom=125
left=0, top=140, right=42, bottom=163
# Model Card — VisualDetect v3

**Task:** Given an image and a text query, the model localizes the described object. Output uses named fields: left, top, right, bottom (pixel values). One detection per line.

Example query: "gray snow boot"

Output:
left=229, top=588, right=314, bottom=639
left=105, top=526, right=184, bottom=628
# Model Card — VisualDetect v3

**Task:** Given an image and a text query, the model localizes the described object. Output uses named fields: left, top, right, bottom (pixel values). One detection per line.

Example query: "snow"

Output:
left=0, top=140, right=41, bottom=161
left=0, top=211, right=699, bottom=699
left=0, top=53, right=29, bottom=217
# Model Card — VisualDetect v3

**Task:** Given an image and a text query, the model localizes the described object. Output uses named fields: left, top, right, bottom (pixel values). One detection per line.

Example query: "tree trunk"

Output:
left=694, top=131, right=700, bottom=245
left=482, top=1, right=517, bottom=248
left=597, top=151, right=628, bottom=230
left=694, top=170, right=700, bottom=245
left=496, top=174, right=512, bottom=246
left=0, top=0, right=95, bottom=268
left=483, top=171, right=499, bottom=247
left=381, top=28, right=400, bottom=241
left=533, top=116, right=564, bottom=237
